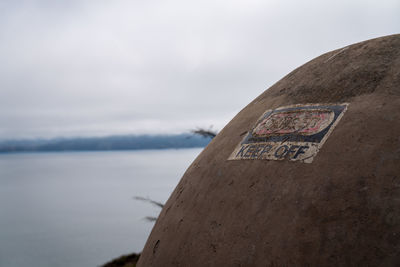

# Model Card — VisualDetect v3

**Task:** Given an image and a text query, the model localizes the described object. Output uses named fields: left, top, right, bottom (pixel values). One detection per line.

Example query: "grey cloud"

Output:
left=0, top=0, right=399, bottom=139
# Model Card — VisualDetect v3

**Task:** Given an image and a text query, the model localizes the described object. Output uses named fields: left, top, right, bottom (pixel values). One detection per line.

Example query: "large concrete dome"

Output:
left=138, top=34, right=400, bottom=266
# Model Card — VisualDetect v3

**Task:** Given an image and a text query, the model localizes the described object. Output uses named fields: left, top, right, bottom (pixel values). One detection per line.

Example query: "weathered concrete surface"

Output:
left=138, top=34, right=400, bottom=267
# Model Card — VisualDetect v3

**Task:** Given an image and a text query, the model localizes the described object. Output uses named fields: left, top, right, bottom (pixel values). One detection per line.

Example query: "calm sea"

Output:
left=0, top=148, right=202, bottom=267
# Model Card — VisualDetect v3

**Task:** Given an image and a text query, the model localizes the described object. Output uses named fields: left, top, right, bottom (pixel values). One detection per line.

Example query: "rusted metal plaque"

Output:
left=228, top=103, right=348, bottom=163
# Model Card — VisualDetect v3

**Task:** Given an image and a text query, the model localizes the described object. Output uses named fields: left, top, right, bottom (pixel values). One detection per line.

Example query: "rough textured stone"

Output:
left=138, top=34, right=400, bottom=267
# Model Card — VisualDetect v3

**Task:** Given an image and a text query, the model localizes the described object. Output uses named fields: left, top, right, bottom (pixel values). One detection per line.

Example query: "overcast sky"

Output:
left=0, top=0, right=399, bottom=140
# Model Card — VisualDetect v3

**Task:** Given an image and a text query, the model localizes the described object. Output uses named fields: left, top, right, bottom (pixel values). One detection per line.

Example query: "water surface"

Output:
left=0, top=148, right=202, bottom=267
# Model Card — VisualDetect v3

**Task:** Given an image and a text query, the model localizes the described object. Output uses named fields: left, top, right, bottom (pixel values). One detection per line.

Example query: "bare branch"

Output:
left=133, top=196, right=164, bottom=208
left=144, top=216, right=158, bottom=222
left=191, top=126, right=217, bottom=139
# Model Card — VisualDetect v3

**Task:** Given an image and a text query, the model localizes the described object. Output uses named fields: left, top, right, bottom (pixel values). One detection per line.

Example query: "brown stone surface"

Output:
left=138, top=34, right=400, bottom=266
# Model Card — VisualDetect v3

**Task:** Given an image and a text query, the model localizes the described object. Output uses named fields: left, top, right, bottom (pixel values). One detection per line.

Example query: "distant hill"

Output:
left=0, top=134, right=212, bottom=153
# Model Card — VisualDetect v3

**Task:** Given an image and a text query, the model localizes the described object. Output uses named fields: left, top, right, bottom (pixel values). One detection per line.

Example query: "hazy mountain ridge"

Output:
left=0, top=134, right=211, bottom=153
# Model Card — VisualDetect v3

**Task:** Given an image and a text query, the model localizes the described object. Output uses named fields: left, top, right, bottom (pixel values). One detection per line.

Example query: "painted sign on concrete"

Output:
left=228, top=103, right=348, bottom=163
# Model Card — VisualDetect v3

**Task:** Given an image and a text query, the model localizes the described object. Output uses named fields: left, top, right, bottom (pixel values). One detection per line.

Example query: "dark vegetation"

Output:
left=102, top=252, right=140, bottom=267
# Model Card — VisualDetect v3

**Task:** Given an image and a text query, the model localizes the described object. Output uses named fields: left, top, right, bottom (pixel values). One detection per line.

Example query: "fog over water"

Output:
left=0, top=149, right=202, bottom=267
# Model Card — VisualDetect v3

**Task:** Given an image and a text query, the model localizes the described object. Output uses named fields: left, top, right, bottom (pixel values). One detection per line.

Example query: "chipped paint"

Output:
left=228, top=103, right=348, bottom=163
